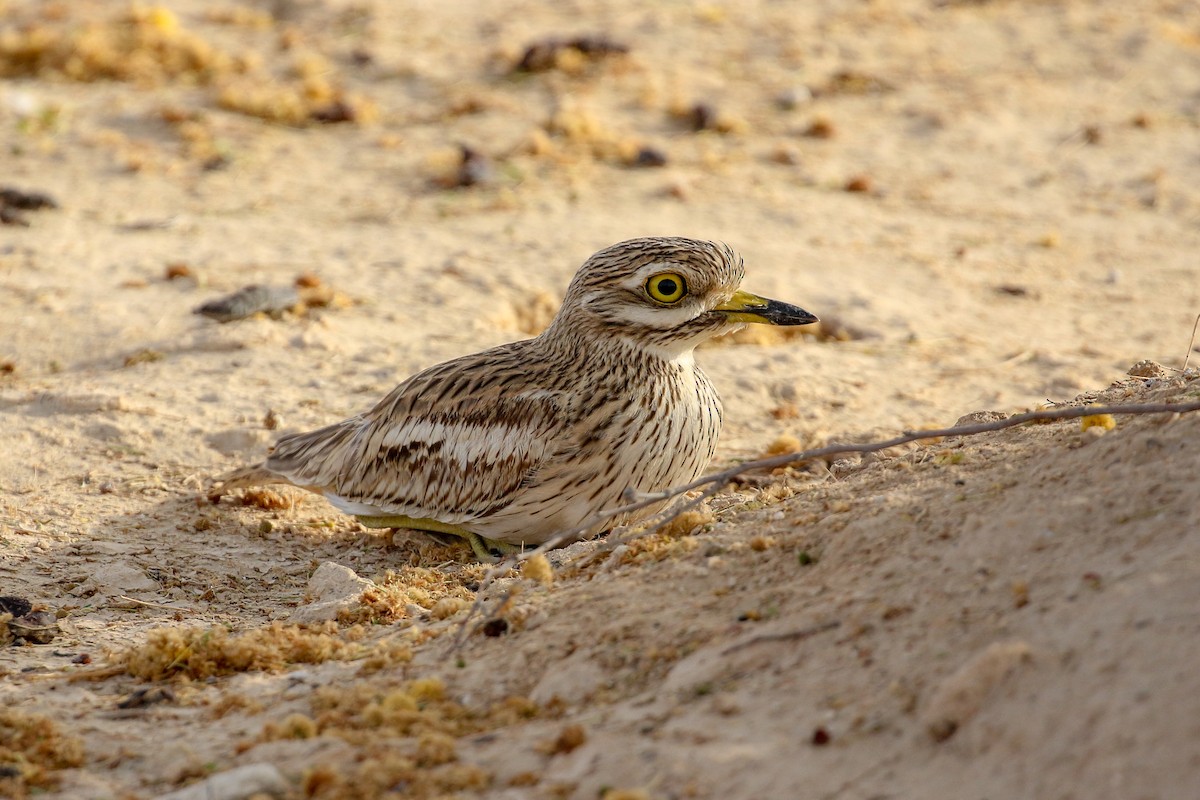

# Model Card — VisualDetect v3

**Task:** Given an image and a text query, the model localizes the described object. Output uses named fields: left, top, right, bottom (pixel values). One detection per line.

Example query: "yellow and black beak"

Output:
left=714, top=290, right=818, bottom=326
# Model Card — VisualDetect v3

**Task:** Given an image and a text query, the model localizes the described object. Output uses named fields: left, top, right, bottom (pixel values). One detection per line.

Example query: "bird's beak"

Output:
left=714, top=290, right=818, bottom=326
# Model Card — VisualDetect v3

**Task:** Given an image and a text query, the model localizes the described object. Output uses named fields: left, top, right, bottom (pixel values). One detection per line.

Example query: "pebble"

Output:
left=288, top=562, right=374, bottom=623
left=152, top=763, right=288, bottom=800
left=922, top=640, right=1033, bottom=741
left=74, top=562, right=159, bottom=595
left=774, top=86, right=813, bottom=110
left=194, top=285, right=300, bottom=323
left=1126, top=359, right=1167, bottom=379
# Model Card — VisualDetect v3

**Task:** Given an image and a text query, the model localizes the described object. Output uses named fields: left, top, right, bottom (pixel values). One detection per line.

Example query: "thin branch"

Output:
left=721, top=620, right=842, bottom=655
left=570, top=398, right=1200, bottom=530
left=1184, top=312, right=1200, bottom=372
left=444, top=397, right=1200, bottom=659
left=114, top=596, right=194, bottom=612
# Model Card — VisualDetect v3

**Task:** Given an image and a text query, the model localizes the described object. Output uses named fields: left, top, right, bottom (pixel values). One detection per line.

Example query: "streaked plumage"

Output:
left=213, top=237, right=816, bottom=559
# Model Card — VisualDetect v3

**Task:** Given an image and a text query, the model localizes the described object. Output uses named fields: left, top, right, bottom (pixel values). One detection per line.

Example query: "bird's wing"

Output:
left=265, top=344, right=575, bottom=522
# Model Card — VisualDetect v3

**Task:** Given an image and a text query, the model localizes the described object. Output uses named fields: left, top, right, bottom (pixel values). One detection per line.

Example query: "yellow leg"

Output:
left=356, top=515, right=521, bottom=562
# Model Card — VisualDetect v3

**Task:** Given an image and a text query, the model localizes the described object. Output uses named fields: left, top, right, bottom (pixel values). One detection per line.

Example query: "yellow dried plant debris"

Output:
left=0, top=709, right=85, bottom=791
left=0, top=5, right=247, bottom=85
left=302, top=756, right=490, bottom=800
left=522, top=553, right=555, bottom=587
left=241, top=487, right=291, bottom=510
left=117, top=621, right=369, bottom=680
left=764, top=433, right=803, bottom=457
left=0, top=5, right=377, bottom=126
left=511, top=290, right=561, bottom=336
left=658, top=508, right=714, bottom=538
left=341, top=565, right=479, bottom=625
left=266, top=679, right=541, bottom=798
left=618, top=508, right=714, bottom=564
left=216, top=76, right=378, bottom=126
left=1080, top=412, right=1116, bottom=432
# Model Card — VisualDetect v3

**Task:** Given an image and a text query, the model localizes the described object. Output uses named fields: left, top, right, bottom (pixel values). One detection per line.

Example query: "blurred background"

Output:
left=2, top=1, right=1198, bottom=456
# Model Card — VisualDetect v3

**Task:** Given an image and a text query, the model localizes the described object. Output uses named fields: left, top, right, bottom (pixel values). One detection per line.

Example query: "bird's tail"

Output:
left=207, top=464, right=294, bottom=500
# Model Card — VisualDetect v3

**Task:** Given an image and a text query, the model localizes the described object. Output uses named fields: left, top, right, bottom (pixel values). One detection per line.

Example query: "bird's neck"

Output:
left=537, top=321, right=700, bottom=374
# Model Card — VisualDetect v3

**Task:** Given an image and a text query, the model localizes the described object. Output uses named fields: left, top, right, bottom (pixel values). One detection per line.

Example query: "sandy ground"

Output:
left=2, top=0, right=1200, bottom=797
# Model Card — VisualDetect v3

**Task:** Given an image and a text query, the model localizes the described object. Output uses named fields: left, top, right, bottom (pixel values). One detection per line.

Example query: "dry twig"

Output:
left=446, top=398, right=1200, bottom=657
left=1183, top=312, right=1200, bottom=372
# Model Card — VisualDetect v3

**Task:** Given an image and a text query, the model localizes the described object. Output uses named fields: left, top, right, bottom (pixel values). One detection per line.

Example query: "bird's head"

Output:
left=547, top=237, right=818, bottom=358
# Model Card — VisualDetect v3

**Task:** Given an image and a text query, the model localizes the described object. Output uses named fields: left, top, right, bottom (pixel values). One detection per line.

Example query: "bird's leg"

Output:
left=464, top=532, right=523, bottom=562
left=357, top=515, right=520, bottom=562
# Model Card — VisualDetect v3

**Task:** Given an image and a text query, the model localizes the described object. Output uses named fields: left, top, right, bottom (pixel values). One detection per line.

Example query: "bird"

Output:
left=211, top=237, right=817, bottom=560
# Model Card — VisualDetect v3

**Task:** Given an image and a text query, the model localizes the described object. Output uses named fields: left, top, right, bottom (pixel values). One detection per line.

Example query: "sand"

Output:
left=2, top=0, right=1199, bottom=797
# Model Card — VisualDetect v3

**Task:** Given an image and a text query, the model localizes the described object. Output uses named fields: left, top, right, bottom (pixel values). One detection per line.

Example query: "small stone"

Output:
left=686, top=102, right=719, bottom=132
left=802, top=117, right=835, bottom=138
left=194, top=285, right=300, bottom=323
left=152, top=763, right=288, bottom=800
left=844, top=174, right=873, bottom=193
left=9, top=611, right=59, bottom=644
left=0, top=596, right=33, bottom=617
left=923, top=640, right=1033, bottom=741
left=164, top=263, right=193, bottom=281
left=452, top=145, right=495, bottom=188
left=481, top=618, right=509, bottom=637
left=288, top=562, right=374, bottom=623
left=631, top=146, right=668, bottom=168
left=954, top=410, right=1007, bottom=427
left=1127, top=359, right=1167, bottom=379
left=77, top=563, right=159, bottom=595
left=547, top=723, right=586, bottom=755
left=118, top=686, right=177, bottom=709
left=774, top=86, right=812, bottom=110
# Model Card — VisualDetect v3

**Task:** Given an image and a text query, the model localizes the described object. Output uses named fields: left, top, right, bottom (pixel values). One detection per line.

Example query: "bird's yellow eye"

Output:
left=646, top=273, right=687, bottom=304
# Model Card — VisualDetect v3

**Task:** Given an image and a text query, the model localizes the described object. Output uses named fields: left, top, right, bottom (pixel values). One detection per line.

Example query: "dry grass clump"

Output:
left=259, top=678, right=542, bottom=798
left=763, top=433, right=804, bottom=457
left=521, top=553, right=555, bottom=587
left=0, top=709, right=85, bottom=793
left=510, top=290, right=560, bottom=336
left=0, top=5, right=376, bottom=126
left=0, top=5, right=248, bottom=85
left=658, top=507, right=715, bottom=538
left=240, top=487, right=292, bottom=510
left=342, top=566, right=481, bottom=625
left=116, top=622, right=372, bottom=680
left=302, top=756, right=490, bottom=800
left=512, top=35, right=629, bottom=74
left=215, top=74, right=378, bottom=126
left=540, top=104, right=646, bottom=165
left=618, top=508, right=715, bottom=564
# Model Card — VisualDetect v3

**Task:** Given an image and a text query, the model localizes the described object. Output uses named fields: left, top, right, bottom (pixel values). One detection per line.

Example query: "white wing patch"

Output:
left=378, top=417, right=554, bottom=472
left=307, top=386, right=570, bottom=523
